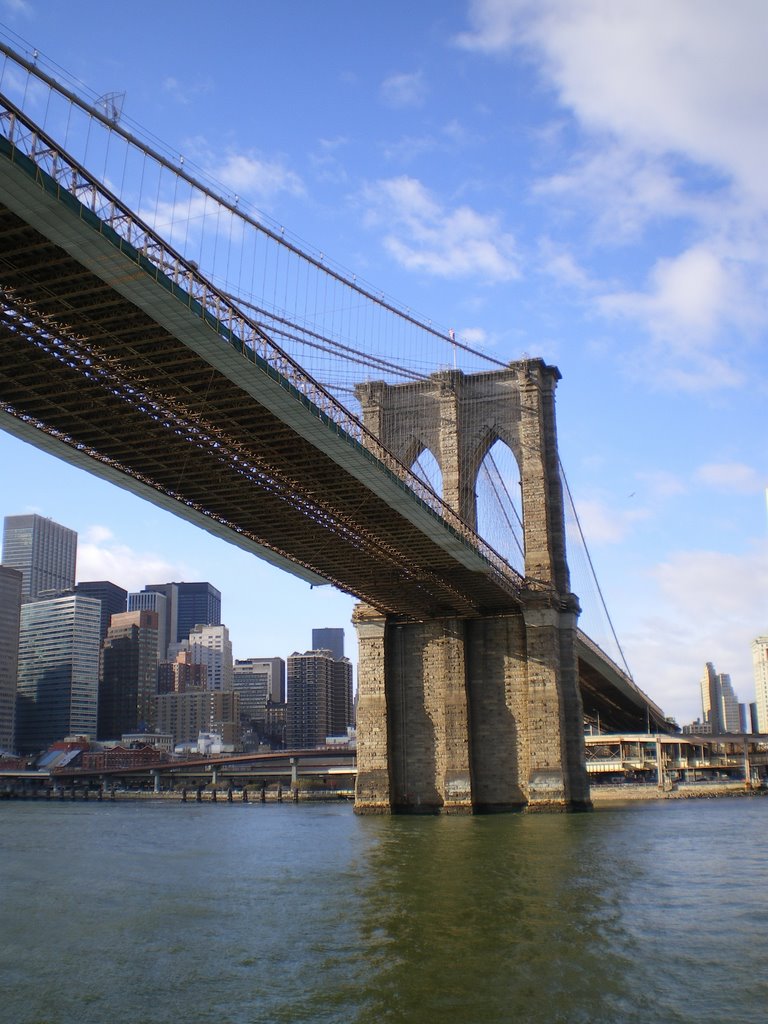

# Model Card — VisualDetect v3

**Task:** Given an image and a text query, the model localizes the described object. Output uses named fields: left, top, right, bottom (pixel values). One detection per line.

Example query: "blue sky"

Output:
left=1, top=0, right=766, bottom=725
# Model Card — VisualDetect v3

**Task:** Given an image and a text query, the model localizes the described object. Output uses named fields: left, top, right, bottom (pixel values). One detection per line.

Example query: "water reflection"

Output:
left=2, top=799, right=768, bottom=1024
left=353, top=813, right=633, bottom=1023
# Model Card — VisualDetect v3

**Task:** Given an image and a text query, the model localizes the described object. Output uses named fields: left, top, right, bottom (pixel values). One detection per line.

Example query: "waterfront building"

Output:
left=155, top=689, right=240, bottom=748
left=311, top=628, right=344, bottom=660
left=753, top=637, right=768, bottom=733
left=98, top=610, right=159, bottom=740
left=121, top=731, right=174, bottom=753
left=170, top=623, right=233, bottom=692
left=75, top=581, right=127, bottom=641
left=700, top=662, right=741, bottom=734
left=287, top=649, right=354, bottom=748
left=2, top=514, right=77, bottom=599
left=0, top=565, right=22, bottom=752
left=16, top=594, right=101, bottom=752
left=682, top=718, right=713, bottom=735
left=143, top=581, right=221, bottom=646
left=127, top=589, right=169, bottom=662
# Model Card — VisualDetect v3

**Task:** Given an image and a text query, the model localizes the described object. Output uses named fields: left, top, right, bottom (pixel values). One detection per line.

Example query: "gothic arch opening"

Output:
left=410, top=446, right=443, bottom=501
left=475, top=438, right=524, bottom=575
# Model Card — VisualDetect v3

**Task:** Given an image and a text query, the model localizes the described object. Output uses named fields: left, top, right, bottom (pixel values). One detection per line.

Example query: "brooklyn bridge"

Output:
left=0, top=42, right=665, bottom=813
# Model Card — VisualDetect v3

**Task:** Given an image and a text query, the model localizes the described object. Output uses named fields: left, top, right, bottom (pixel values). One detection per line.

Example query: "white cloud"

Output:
left=216, top=152, right=304, bottom=200
left=460, top=326, right=488, bottom=346
left=380, top=71, right=427, bottom=109
left=600, top=245, right=730, bottom=340
left=456, top=1, right=768, bottom=391
left=696, top=462, right=765, bottom=495
left=2, top=0, right=32, bottom=15
left=457, top=0, right=768, bottom=200
left=162, top=75, right=213, bottom=105
left=569, top=496, right=649, bottom=546
left=538, top=239, right=593, bottom=289
left=77, top=527, right=194, bottom=593
left=362, top=176, right=519, bottom=281
left=624, top=544, right=768, bottom=722
left=635, top=470, right=687, bottom=500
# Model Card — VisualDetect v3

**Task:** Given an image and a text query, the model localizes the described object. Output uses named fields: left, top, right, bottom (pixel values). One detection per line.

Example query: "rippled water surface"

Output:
left=2, top=797, right=767, bottom=1023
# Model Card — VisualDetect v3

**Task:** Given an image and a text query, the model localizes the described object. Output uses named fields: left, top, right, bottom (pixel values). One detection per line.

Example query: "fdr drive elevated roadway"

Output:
left=0, top=89, right=665, bottom=756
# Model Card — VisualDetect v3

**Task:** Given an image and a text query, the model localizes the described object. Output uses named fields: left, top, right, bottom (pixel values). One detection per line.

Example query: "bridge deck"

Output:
left=0, top=135, right=521, bottom=620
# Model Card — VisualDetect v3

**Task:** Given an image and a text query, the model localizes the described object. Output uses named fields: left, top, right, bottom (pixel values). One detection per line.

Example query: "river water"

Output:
left=1, top=797, right=766, bottom=1024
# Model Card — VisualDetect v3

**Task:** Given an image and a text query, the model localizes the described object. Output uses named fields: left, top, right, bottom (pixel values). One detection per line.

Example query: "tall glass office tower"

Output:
left=0, top=565, right=22, bottom=752
left=2, top=514, right=77, bottom=599
left=16, top=594, right=101, bottom=752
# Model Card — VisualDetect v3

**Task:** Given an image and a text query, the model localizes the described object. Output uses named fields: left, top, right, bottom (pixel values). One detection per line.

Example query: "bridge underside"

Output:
left=0, top=197, right=518, bottom=621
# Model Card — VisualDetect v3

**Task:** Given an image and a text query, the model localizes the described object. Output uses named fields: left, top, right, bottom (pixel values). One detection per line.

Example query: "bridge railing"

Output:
left=0, top=90, right=524, bottom=598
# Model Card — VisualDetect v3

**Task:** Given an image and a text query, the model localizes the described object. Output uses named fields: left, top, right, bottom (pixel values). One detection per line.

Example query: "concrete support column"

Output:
left=152, top=769, right=161, bottom=794
left=353, top=604, right=392, bottom=813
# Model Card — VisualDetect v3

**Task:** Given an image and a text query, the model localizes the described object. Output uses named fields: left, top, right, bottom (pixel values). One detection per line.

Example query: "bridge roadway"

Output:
left=0, top=94, right=665, bottom=732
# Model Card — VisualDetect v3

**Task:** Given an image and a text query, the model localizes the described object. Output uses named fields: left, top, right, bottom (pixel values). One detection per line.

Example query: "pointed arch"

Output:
left=410, top=445, right=443, bottom=500
left=475, top=436, right=524, bottom=574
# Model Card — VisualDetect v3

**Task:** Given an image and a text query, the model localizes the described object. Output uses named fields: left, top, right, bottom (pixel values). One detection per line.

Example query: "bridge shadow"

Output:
left=387, top=625, right=440, bottom=812
left=467, top=615, right=526, bottom=811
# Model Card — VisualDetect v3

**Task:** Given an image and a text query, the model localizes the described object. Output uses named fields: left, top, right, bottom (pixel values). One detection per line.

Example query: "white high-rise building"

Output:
left=171, top=623, right=233, bottom=691
left=700, top=661, right=742, bottom=734
left=752, top=637, right=768, bottom=733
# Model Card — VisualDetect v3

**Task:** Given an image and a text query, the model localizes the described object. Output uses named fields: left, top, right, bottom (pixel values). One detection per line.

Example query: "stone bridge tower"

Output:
left=353, top=359, right=590, bottom=813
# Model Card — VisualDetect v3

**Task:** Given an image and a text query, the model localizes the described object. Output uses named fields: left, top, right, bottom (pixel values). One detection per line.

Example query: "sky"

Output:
left=0, top=0, right=766, bottom=726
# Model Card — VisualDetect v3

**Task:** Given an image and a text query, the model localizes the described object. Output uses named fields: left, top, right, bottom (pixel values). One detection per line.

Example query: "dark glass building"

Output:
left=311, top=628, right=344, bottom=660
left=143, top=582, right=221, bottom=645
left=0, top=565, right=22, bottom=752
left=98, top=610, right=159, bottom=739
left=16, top=594, right=100, bottom=752
left=75, top=581, right=127, bottom=641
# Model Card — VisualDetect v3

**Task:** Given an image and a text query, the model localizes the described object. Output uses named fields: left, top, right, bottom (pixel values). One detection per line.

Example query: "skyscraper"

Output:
left=0, top=565, right=22, bottom=752
left=143, top=582, right=221, bottom=646
left=752, top=637, right=768, bottom=732
left=700, top=661, right=741, bottom=734
left=16, top=593, right=101, bottom=752
left=128, top=589, right=170, bottom=662
left=175, top=582, right=221, bottom=641
left=2, top=514, right=77, bottom=599
left=75, top=581, right=127, bottom=641
left=171, top=623, right=233, bottom=691
left=233, top=657, right=286, bottom=738
left=287, top=650, right=354, bottom=748
left=98, top=610, right=159, bottom=739
left=311, top=628, right=344, bottom=660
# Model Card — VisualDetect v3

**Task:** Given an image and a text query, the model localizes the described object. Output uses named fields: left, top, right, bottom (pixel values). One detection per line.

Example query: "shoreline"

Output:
left=589, top=781, right=765, bottom=802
